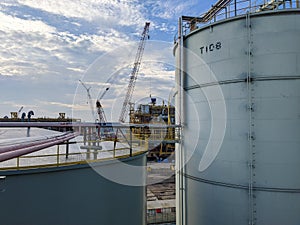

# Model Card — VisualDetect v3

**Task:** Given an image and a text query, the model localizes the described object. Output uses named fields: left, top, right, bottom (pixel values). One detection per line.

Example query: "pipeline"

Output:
left=0, top=132, right=78, bottom=162
left=0, top=133, right=73, bottom=154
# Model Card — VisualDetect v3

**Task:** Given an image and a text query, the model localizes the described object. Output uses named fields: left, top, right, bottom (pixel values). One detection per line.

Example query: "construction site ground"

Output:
left=147, top=162, right=175, bottom=209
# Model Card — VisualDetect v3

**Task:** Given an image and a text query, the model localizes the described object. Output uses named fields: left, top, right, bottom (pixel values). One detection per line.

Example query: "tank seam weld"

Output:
left=184, top=76, right=300, bottom=90
left=183, top=173, right=300, bottom=193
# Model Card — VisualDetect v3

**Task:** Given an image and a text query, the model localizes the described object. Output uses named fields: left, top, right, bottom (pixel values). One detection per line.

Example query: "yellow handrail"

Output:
left=0, top=143, right=147, bottom=171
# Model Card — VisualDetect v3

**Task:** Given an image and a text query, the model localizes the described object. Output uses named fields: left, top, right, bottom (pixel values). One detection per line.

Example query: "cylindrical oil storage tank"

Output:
left=175, top=9, right=300, bottom=225
left=0, top=153, right=147, bottom=225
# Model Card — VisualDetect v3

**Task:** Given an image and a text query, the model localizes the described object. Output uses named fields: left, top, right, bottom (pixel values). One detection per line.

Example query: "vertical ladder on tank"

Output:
left=176, top=16, right=186, bottom=225
left=246, top=12, right=257, bottom=225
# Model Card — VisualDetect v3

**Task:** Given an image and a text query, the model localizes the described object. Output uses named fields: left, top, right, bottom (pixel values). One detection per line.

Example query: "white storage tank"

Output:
left=175, top=4, right=300, bottom=225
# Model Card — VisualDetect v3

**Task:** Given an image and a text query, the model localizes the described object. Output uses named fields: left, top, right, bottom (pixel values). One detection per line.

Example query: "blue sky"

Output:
left=0, top=0, right=215, bottom=121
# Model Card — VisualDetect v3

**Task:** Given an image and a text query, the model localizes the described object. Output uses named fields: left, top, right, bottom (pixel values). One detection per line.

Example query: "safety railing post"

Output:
left=87, top=127, right=91, bottom=160
left=57, top=145, right=60, bottom=166
left=17, top=157, right=20, bottom=169
left=234, top=0, right=237, bottom=16
left=129, top=126, right=133, bottom=157
left=83, top=127, right=87, bottom=145
left=66, top=140, right=69, bottom=159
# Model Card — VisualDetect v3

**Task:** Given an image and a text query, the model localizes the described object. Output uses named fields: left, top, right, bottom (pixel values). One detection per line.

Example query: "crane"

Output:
left=79, top=79, right=96, bottom=120
left=17, top=106, right=23, bottom=117
left=96, top=87, right=109, bottom=123
left=118, top=22, right=150, bottom=123
left=80, top=79, right=110, bottom=140
left=96, top=87, right=114, bottom=140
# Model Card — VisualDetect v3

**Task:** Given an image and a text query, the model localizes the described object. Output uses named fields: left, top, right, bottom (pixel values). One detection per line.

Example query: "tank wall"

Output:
left=0, top=154, right=147, bottom=225
left=178, top=11, right=300, bottom=225
left=185, top=178, right=249, bottom=225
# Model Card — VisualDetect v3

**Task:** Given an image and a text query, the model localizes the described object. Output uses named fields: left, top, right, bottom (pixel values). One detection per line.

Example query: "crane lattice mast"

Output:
left=118, top=22, right=150, bottom=123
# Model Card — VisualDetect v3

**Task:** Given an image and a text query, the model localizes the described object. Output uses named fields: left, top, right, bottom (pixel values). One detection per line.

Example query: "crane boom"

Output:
left=118, top=22, right=150, bottom=123
left=99, top=87, right=109, bottom=101
left=96, top=87, right=109, bottom=123
left=17, top=106, right=23, bottom=117
left=79, top=80, right=96, bottom=120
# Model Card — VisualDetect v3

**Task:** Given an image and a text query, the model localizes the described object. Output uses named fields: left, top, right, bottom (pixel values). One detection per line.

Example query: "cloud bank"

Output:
left=0, top=0, right=207, bottom=119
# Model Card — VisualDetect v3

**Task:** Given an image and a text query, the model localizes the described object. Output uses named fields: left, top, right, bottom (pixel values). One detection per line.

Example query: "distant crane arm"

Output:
left=79, top=80, right=96, bottom=120
left=17, top=106, right=24, bottom=117
left=98, top=87, right=110, bottom=101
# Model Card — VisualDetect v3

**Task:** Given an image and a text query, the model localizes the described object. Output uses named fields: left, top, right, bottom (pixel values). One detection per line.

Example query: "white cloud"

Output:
left=48, top=101, right=81, bottom=109
left=67, top=67, right=85, bottom=73
left=0, top=11, right=55, bottom=33
left=0, top=0, right=203, bottom=118
left=17, top=0, right=146, bottom=27
left=146, top=0, right=198, bottom=19
left=0, top=5, right=137, bottom=78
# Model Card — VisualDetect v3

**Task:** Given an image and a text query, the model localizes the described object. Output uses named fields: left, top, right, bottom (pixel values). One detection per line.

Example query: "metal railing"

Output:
left=176, top=0, right=300, bottom=39
left=0, top=126, right=181, bottom=171
left=0, top=140, right=148, bottom=171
